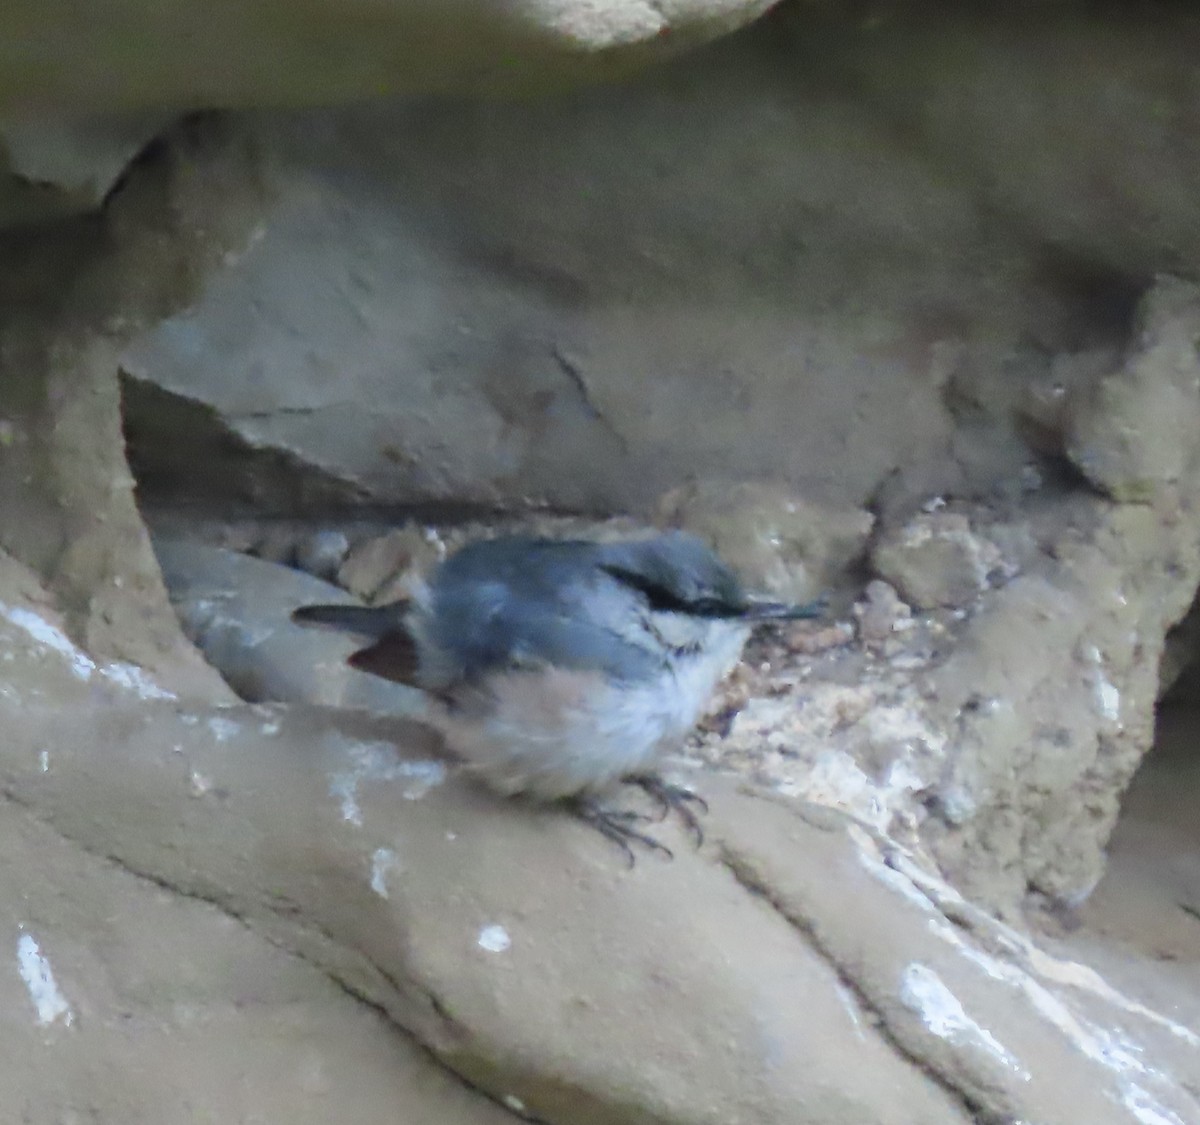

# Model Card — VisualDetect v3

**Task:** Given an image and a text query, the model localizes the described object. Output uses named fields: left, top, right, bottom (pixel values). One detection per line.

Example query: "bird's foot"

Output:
left=572, top=796, right=673, bottom=868
left=630, top=775, right=708, bottom=846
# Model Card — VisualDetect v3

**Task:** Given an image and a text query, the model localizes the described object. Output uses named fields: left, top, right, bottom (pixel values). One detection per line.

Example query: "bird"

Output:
left=292, top=530, right=825, bottom=862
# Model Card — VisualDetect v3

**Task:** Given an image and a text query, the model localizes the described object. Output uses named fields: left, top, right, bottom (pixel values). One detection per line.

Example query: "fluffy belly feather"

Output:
left=434, top=622, right=748, bottom=801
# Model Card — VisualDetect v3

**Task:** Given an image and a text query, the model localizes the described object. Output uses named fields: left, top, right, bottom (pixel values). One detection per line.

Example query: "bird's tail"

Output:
left=291, top=602, right=405, bottom=639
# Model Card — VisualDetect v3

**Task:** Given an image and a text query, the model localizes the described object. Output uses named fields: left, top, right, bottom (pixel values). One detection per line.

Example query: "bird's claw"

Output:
left=630, top=775, right=708, bottom=846
left=573, top=797, right=673, bottom=867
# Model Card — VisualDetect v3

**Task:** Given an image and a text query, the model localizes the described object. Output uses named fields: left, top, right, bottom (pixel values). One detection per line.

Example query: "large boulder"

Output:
left=112, top=3, right=1200, bottom=519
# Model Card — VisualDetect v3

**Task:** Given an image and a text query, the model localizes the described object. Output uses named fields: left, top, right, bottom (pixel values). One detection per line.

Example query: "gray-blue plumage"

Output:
left=416, top=532, right=753, bottom=689
left=294, top=530, right=823, bottom=806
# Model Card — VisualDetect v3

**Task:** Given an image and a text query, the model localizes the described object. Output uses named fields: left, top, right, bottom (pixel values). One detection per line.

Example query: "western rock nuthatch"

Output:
left=293, top=530, right=824, bottom=860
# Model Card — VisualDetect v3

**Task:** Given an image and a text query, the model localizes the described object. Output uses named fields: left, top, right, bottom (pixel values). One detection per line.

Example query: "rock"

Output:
left=248, top=523, right=299, bottom=565
left=215, top=519, right=268, bottom=555
left=854, top=579, right=914, bottom=646
left=919, top=498, right=1200, bottom=908
left=2, top=577, right=1198, bottom=1125
left=337, top=526, right=440, bottom=604
left=785, top=5, right=1200, bottom=277
left=0, top=113, right=173, bottom=227
left=1160, top=597, right=1200, bottom=703
left=295, top=528, right=351, bottom=581
left=1065, top=277, right=1200, bottom=502
left=0, top=124, right=262, bottom=699
left=689, top=475, right=1200, bottom=914
left=154, top=538, right=428, bottom=717
left=0, top=0, right=775, bottom=118
left=118, top=34, right=1018, bottom=519
left=871, top=512, right=1002, bottom=611
left=0, top=778, right=508, bottom=1125
left=780, top=618, right=855, bottom=656
left=658, top=479, right=874, bottom=602
left=1018, top=348, right=1116, bottom=456
left=108, top=5, right=1200, bottom=521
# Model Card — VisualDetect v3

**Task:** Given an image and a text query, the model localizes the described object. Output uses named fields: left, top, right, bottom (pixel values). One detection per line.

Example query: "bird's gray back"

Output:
left=414, top=537, right=664, bottom=689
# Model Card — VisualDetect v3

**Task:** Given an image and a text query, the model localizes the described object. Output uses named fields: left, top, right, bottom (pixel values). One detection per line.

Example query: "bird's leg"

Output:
left=571, top=796, right=673, bottom=867
left=629, top=775, right=708, bottom=846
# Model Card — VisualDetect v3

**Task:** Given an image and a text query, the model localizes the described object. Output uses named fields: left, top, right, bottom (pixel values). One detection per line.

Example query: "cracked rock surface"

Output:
left=2, top=558, right=1199, bottom=1124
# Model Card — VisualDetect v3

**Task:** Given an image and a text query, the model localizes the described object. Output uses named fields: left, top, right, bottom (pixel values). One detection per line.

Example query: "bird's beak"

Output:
left=740, top=595, right=828, bottom=622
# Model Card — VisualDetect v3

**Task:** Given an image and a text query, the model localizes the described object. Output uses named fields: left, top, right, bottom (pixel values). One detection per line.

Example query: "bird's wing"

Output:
left=430, top=577, right=660, bottom=685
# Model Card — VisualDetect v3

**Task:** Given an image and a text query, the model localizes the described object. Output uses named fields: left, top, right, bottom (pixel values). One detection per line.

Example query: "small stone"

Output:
left=295, top=529, right=350, bottom=581
left=248, top=524, right=297, bottom=564
left=784, top=620, right=855, bottom=655
left=337, top=526, right=433, bottom=602
left=871, top=512, right=1000, bottom=611
left=854, top=580, right=913, bottom=644
left=216, top=521, right=262, bottom=554
left=657, top=479, right=873, bottom=602
left=1064, top=277, right=1200, bottom=502
left=1018, top=463, right=1043, bottom=494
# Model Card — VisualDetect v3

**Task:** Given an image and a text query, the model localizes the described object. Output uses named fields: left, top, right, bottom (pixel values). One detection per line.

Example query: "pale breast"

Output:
left=433, top=620, right=750, bottom=802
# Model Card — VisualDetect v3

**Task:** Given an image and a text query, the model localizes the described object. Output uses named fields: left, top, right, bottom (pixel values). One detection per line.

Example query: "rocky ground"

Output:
left=1057, top=704, right=1200, bottom=1021
left=4, top=536, right=1200, bottom=1123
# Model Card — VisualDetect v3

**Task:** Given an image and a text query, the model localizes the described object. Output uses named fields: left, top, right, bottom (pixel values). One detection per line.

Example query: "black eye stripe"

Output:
left=600, top=566, right=740, bottom=618
left=601, top=565, right=689, bottom=612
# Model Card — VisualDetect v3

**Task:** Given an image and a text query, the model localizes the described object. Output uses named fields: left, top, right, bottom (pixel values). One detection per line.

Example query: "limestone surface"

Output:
left=1, top=566, right=1198, bottom=1124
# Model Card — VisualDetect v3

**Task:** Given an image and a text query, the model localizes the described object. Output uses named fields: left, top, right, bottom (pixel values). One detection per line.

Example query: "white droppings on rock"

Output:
left=0, top=606, right=178, bottom=701
left=369, top=848, right=399, bottom=898
left=38, top=750, right=49, bottom=773
left=779, top=743, right=928, bottom=833
left=878, top=843, right=1198, bottom=1119
left=99, top=661, right=177, bottom=701
left=888, top=846, right=1186, bottom=1072
left=1095, top=677, right=1120, bottom=723
left=397, top=759, right=447, bottom=799
left=834, top=981, right=867, bottom=1041
left=207, top=716, right=240, bottom=743
left=330, top=780, right=363, bottom=826
left=477, top=924, right=511, bottom=953
left=935, top=783, right=977, bottom=825
left=1085, top=644, right=1122, bottom=725
left=1, top=604, right=95, bottom=680
left=16, top=932, right=73, bottom=1027
left=1122, top=1084, right=1187, bottom=1125
left=884, top=757, right=926, bottom=796
left=850, top=828, right=939, bottom=914
left=328, top=735, right=448, bottom=826
left=900, top=963, right=1029, bottom=1079
left=1020, top=943, right=1200, bottom=1050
